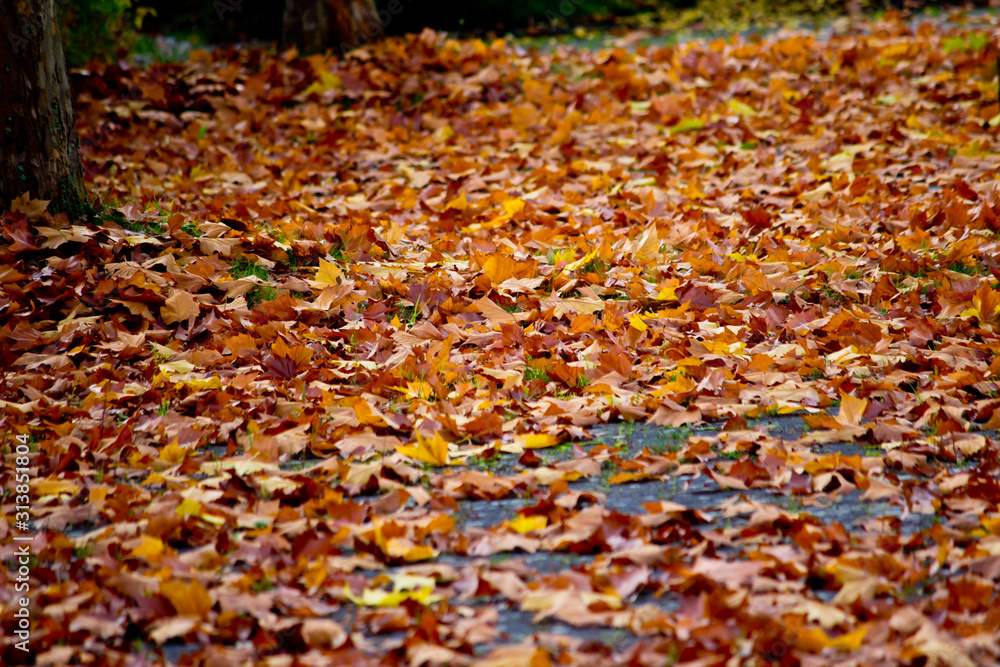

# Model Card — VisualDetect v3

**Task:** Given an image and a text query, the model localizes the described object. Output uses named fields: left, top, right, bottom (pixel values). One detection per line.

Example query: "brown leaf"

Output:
left=160, top=289, right=200, bottom=325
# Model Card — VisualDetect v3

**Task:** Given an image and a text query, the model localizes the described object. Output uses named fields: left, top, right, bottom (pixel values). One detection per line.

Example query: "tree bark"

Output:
left=283, top=0, right=381, bottom=55
left=0, top=0, right=85, bottom=212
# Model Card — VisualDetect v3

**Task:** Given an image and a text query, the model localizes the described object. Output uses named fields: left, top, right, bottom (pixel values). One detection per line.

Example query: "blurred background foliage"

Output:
left=58, top=0, right=154, bottom=66
left=58, top=0, right=970, bottom=65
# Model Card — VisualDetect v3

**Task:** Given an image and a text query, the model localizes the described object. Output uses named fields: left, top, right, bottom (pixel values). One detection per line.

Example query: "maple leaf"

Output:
left=836, top=393, right=868, bottom=427
left=130, top=536, right=165, bottom=560
left=397, top=431, right=451, bottom=466
left=967, top=282, right=1000, bottom=324
left=10, top=191, right=49, bottom=218
left=160, top=290, right=200, bottom=325
left=315, top=258, right=342, bottom=285
left=159, top=579, right=213, bottom=618
left=509, top=515, right=547, bottom=534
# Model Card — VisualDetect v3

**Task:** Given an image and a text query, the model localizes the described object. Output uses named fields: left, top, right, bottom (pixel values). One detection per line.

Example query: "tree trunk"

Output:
left=0, top=0, right=85, bottom=212
left=283, top=0, right=381, bottom=55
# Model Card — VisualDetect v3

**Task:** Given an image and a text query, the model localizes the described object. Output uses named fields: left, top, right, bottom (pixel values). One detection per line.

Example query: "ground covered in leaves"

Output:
left=4, top=10, right=1000, bottom=667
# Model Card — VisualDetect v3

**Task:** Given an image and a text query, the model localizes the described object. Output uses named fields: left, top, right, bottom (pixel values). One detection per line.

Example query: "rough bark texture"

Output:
left=283, top=0, right=381, bottom=55
left=0, top=0, right=84, bottom=211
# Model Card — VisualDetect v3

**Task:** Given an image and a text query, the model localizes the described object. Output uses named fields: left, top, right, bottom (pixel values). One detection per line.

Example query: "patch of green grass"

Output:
left=947, top=261, right=989, bottom=276
left=121, top=218, right=165, bottom=236
left=821, top=287, right=845, bottom=303
left=943, top=32, right=989, bottom=54
left=598, top=460, right=620, bottom=488
left=73, top=542, right=95, bottom=559
left=397, top=301, right=422, bottom=327
left=760, top=404, right=781, bottom=417
left=579, top=257, right=610, bottom=276
left=525, top=366, right=550, bottom=383
left=250, top=577, right=276, bottom=593
left=229, top=256, right=269, bottom=281
left=648, top=425, right=692, bottom=455
left=469, top=452, right=501, bottom=474
left=330, top=242, right=346, bottom=263
left=247, top=285, right=278, bottom=308
left=180, top=222, right=204, bottom=237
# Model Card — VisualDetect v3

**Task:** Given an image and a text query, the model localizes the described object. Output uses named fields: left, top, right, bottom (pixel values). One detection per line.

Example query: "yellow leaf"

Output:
left=31, top=479, right=80, bottom=496
left=652, top=374, right=697, bottom=396
left=517, top=433, right=560, bottom=450
left=503, top=198, right=525, bottom=216
left=981, top=516, right=1000, bottom=536
left=302, top=70, right=341, bottom=96
left=565, top=248, right=599, bottom=272
left=176, top=498, right=203, bottom=518
left=510, top=515, right=547, bottom=534
left=159, top=441, right=186, bottom=464
left=381, top=538, right=436, bottom=561
left=727, top=99, right=757, bottom=116
left=656, top=286, right=678, bottom=301
left=131, top=535, right=165, bottom=560
left=629, top=314, right=649, bottom=332
left=316, top=259, right=342, bottom=285
left=142, top=472, right=167, bottom=486
left=397, top=431, right=450, bottom=466
left=552, top=248, right=576, bottom=265
left=703, top=339, right=746, bottom=356
left=681, top=180, right=705, bottom=199
left=446, top=191, right=468, bottom=210
left=433, top=125, right=455, bottom=142
left=343, top=583, right=442, bottom=607
left=402, top=380, right=434, bottom=400
left=670, top=117, right=706, bottom=134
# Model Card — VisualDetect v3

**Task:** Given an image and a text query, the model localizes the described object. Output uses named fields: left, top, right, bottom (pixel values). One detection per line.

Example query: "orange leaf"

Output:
left=836, top=393, right=868, bottom=427
left=159, top=579, right=213, bottom=618
left=973, top=283, right=1000, bottom=323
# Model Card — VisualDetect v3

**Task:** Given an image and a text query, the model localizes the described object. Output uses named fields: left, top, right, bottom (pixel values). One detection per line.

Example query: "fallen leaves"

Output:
left=4, top=9, right=1000, bottom=667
